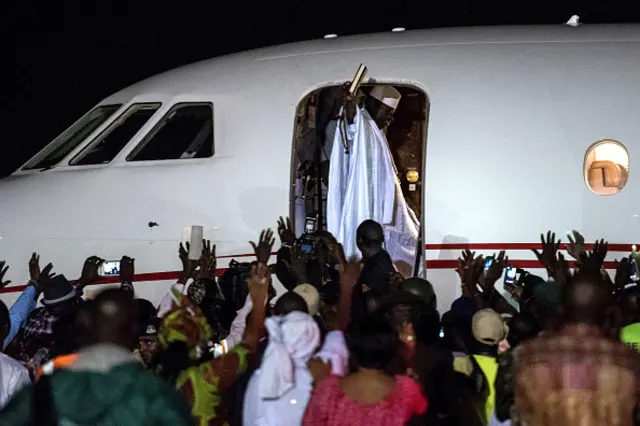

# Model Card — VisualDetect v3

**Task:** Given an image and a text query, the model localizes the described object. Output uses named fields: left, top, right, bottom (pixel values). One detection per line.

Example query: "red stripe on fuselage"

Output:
left=0, top=242, right=632, bottom=294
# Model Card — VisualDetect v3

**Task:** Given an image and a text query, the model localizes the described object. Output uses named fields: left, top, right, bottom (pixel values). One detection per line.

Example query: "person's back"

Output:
left=243, top=309, right=320, bottom=426
left=515, top=275, right=640, bottom=426
left=516, top=327, right=640, bottom=426
left=303, top=316, right=427, bottom=426
left=1, top=344, right=192, bottom=426
left=0, top=289, right=193, bottom=426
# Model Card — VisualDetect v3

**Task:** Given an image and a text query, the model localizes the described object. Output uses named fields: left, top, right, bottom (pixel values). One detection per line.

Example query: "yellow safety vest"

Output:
left=620, top=323, right=640, bottom=352
left=472, top=354, right=499, bottom=425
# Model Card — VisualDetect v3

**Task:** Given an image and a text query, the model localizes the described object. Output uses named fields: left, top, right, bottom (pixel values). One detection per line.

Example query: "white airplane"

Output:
left=1, top=23, right=639, bottom=311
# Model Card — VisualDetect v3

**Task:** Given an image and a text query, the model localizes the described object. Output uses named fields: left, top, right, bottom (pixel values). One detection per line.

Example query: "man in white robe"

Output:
left=326, top=85, right=420, bottom=274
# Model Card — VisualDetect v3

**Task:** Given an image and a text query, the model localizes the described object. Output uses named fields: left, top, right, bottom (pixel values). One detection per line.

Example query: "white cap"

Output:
left=293, top=284, right=320, bottom=316
left=369, top=85, right=401, bottom=110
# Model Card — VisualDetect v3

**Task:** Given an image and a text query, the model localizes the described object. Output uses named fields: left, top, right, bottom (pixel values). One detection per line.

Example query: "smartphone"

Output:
left=484, top=257, right=494, bottom=271
left=504, top=265, right=517, bottom=285
left=100, top=261, right=121, bottom=276
left=304, top=216, right=317, bottom=234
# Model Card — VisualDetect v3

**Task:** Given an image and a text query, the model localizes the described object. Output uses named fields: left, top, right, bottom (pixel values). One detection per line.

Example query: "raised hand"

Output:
left=277, top=216, right=296, bottom=246
left=614, top=256, right=633, bottom=292
left=555, top=252, right=571, bottom=284
left=566, top=230, right=586, bottom=263
left=532, top=231, right=562, bottom=277
left=0, top=261, right=11, bottom=289
left=34, top=263, right=55, bottom=297
left=250, top=229, right=275, bottom=264
left=120, top=256, right=135, bottom=283
left=485, top=251, right=509, bottom=285
left=197, top=239, right=217, bottom=280
left=578, top=239, right=609, bottom=278
left=457, top=250, right=485, bottom=295
left=283, top=243, right=308, bottom=284
left=178, top=242, right=198, bottom=283
left=78, top=256, right=103, bottom=288
left=247, top=262, right=270, bottom=306
left=39, top=263, right=55, bottom=283
left=29, top=253, right=42, bottom=282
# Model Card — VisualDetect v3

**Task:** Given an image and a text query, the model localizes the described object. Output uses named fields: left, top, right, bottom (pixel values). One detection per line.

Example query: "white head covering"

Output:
left=293, top=284, right=320, bottom=316
left=258, top=311, right=321, bottom=399
left=369, top=85, right=401, bottom=110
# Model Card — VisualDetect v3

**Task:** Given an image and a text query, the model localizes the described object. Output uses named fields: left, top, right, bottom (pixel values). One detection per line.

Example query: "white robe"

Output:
left=326, top=107, right=420, bottom=271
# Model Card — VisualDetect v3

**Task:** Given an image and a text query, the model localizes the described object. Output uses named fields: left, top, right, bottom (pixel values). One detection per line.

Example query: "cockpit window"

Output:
left=70, top=103, right=161, bottom=166
left=127, top=103, right=214, bottom=162
left=23, top=104, right=122, bottom=170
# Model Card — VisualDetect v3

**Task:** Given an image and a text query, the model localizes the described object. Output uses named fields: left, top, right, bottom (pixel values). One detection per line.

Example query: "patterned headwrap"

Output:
left=158, top=287, right=213, bottom=359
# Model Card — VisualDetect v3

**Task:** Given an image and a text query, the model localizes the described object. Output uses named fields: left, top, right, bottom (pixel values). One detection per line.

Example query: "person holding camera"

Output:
left=275, top=217, right=342, bottom=300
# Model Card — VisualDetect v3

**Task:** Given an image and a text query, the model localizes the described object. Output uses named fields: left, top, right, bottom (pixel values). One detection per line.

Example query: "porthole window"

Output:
left=584, top=139, right=629, bottom=196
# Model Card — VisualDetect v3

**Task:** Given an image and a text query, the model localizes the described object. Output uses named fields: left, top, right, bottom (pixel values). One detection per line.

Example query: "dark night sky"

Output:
left=3, top=0, right=639, bottom=177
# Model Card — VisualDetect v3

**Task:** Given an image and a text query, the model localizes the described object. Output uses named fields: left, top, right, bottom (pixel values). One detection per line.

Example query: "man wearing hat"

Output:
left=137, top=317, right=161, bottom=367
left=17, top=275, right=82, bottom=369
left=465, top=309, right=508, bottom=426
left=325, top=84, right=420, bottom=273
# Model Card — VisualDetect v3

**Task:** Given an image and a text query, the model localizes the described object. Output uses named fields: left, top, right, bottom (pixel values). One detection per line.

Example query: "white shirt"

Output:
left=0, top=352, right=30, bottom=409
left=313, top=330, right=349, bottom=376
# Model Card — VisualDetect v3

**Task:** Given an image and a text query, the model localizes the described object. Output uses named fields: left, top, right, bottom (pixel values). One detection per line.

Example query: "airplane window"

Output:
left=584, top=139, right=630, bottom=196
left=23, top=104, right=122, bottom=170
left=127, top=103, right=214, bottom=162
left=70, top=103, right=161, bottom=166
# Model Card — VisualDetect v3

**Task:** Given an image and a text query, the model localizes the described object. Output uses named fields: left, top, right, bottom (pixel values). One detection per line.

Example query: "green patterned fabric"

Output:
left=0, top=362, right=192, bottom=426
left=177, top=344, right=250, bottom=426
left=158, top=291, right=213, bottom=360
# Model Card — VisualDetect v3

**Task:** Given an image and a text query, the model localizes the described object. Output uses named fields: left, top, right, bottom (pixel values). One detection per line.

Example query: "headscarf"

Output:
left=158, top=287, right=213, bottom=360
left=258, top=311, right=320, bottom=399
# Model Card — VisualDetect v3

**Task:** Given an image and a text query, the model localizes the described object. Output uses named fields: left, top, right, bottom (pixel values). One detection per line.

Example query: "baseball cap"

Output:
left=293, top=284, right=320, bottom=316
left=472, top=309, right=507, bottom=345
left=139, top=317, right=161, bottom=340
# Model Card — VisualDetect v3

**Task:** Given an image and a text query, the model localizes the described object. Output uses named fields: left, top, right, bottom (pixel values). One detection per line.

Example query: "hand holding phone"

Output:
left=504, top=281, right=523, bottom=300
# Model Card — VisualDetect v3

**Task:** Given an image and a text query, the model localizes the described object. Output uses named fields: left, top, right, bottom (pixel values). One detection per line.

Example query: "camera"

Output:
left=298, top=216, right=317, bottom=257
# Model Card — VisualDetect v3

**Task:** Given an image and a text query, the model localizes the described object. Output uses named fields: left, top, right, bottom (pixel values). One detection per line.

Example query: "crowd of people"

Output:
left=0, top=221, right=639, bottom=426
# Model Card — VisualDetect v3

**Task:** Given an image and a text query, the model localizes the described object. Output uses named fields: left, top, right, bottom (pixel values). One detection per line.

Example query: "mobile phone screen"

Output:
left=484, top=257, right=494, bottom=271
left=101, top=261, right=121, bottom=276
left=504, top=266, right=517, bottom=284
left=301, top=243, right=313, bottom=254
left=304, top=218, right=316, bottom=234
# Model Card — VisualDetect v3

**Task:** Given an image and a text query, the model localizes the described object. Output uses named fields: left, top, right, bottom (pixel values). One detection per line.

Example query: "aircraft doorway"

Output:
left=290, top=82, right=429, bottom=277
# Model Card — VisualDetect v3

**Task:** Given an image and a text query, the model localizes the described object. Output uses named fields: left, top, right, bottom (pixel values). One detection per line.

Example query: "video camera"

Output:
left=298, top=216, right=317, bottom=257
